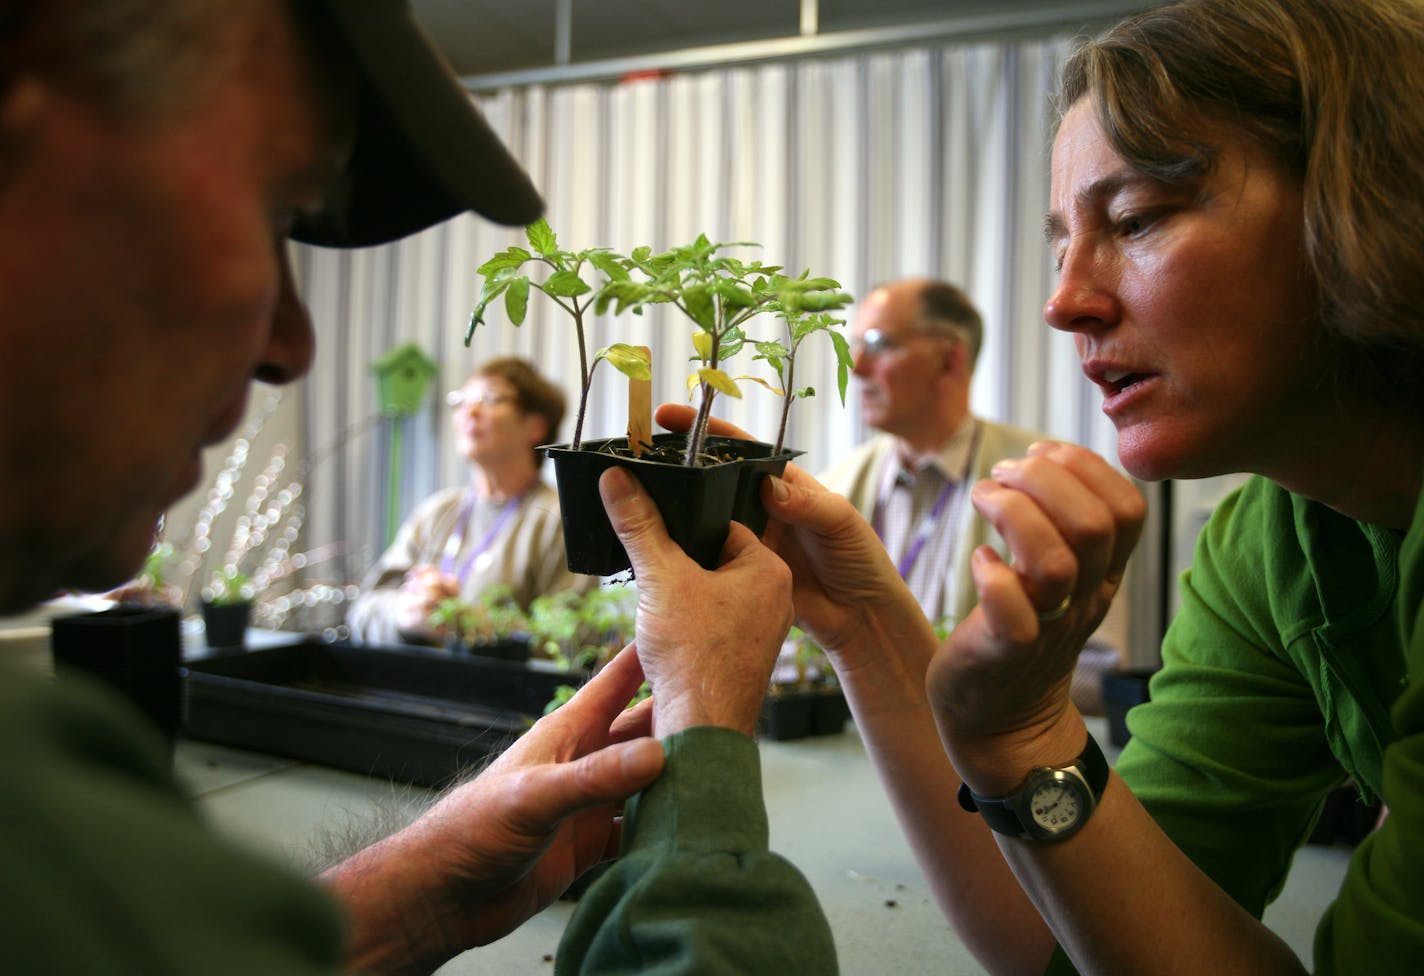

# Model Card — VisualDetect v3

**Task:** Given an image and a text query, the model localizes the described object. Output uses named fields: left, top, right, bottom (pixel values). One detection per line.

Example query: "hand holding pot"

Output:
left=599, top=465, right=794, bottom=737
left=321, top=644, right=663, bottom=973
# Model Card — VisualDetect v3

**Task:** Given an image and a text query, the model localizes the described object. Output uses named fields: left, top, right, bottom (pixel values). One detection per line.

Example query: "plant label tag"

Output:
left=627, top=345, right=652, bottom=457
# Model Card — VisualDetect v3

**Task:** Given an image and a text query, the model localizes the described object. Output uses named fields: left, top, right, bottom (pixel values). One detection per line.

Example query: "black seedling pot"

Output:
left=202, top=599, right=253, bottom=649
left=544, top=433, right=801, bottom=576
left=51, top=605, right=183, bottom=746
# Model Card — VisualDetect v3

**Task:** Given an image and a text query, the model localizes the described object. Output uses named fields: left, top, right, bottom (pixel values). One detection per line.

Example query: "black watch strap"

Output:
left=957, top=734, right=1110, bottom=840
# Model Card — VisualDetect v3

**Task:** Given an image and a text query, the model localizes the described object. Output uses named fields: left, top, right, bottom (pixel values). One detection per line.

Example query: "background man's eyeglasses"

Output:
left=854, top=327, right=962, bottom=357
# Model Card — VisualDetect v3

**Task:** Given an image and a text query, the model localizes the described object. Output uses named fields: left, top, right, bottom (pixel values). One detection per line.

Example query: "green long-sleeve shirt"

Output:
left=0, top=661, right=835, bottom=974
left=1314, top=475, right=1424, bottom=972
left=557, top=726, right=837, bottom=974
left=1051, top=475, right=1420, bottom=973
left=0, top=663, right=346, bottom=974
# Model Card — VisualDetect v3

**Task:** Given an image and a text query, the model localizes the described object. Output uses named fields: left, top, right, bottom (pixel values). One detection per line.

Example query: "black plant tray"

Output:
left=182, top=639, right=580, bottom=788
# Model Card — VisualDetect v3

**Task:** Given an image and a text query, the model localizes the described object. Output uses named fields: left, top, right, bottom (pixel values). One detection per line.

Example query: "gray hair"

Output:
left=917, top=280, right=984, bottom=373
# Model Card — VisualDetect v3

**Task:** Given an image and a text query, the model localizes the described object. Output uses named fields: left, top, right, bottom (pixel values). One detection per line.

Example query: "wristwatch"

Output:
left=957, top=735, right=1109, bottom=841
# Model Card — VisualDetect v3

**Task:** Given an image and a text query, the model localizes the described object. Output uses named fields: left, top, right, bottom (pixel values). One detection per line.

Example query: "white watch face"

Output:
left=1027, top=773, right=1086, bottom=834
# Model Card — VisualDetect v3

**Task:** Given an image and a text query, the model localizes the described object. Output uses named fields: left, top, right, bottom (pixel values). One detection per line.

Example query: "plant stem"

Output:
left=685, top=384, right=715, bottom=466
left=570, top=297, right=590, bottom=450
left=774, top=351, right=795, bottom=456
left=684, top=302, right=722, bottom=466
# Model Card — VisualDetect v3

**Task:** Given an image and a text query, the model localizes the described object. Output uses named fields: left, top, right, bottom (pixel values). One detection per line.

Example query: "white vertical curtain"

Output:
left=291, top=28, right=1121, bottom=596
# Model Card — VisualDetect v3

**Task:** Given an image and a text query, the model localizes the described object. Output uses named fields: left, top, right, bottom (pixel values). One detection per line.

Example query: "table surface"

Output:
left=0, top=609, right=1344, bottom=974
left=0, top=608, right=1348, bottom=974
left=178, top=713, right=1351, bottom=976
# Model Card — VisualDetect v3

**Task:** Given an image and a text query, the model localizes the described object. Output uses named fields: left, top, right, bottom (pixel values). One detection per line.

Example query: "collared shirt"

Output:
left=873, top=416, right=979, bottom=625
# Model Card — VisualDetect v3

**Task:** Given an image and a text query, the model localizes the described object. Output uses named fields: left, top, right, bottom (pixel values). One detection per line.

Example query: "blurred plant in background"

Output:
left=771, top=626, right=838, bottom=694
left=428, top=584, right=530, bottom=648
left=525, top=586, right=637, bottom=672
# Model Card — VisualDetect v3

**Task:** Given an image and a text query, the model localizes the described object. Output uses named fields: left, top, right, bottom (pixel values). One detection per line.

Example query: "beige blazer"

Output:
left=818, top=420, right=1043, bottom=630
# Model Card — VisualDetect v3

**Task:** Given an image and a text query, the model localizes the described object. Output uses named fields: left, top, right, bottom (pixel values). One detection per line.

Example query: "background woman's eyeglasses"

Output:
left=446, top=390, right=517, bottom=410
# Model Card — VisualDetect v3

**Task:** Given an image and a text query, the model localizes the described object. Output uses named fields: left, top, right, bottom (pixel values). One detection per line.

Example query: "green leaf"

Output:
left=504, top=276, right=530, bottom=325
left=714, top=280, right=758, bottom=311
left=797, top=289, right=854, bottom=311
left=784, top=275, right=842, bottom=291
left=526, top=217, right=558, bottom=256
left=592, top=279, right=637, bottom=313
left=596, top=343, right=652, bottom=380
left=790, top=312, right=831, bottom=342
left=595, top=279, right=651, bottom=316
left=542, top=269, right=592, bottom=298
left=719, top=328, right=746, bottom=361
left=829, top=329, right=853, bottom=404
left=476, top=246, right=533, bottom=277
left=681, top=284, right=716, bottom=332
left=584, top=249, right=631, bottom=282
left=697, top=367, right=742, bottom=398
left=753, top=339, right=790, bottom=372
left=793, top=385, right=815, bottom=399
left=466, top=276, right=515, bottom=342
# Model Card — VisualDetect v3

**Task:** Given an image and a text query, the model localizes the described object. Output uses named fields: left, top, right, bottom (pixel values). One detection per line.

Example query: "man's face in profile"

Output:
left=0, top=0, right=354, bottom=610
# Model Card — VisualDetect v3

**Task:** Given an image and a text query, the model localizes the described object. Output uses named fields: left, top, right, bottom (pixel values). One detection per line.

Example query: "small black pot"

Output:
left=759, top=690, right=818, bottom=741
left=812, top=689, right=850, bottom=735
left=545, top=433, right=801, bottom=576
left=202, top=599, right=253, bottom=649
left=51, top=605, right=183, bottom=746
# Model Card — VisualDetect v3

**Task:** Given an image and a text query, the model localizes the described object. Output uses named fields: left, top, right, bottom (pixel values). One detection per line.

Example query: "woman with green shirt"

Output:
left=723, top=0, right=1424, bottom=972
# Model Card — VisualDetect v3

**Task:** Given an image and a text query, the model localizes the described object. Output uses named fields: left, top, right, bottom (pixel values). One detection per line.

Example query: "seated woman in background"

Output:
left=347, top=357, right=591, bottom=646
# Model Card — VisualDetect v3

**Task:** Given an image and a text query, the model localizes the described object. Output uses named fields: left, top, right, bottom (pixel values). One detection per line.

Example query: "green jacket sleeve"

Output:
left=1313, top=486, right=1424, bottom=973
left=556, top=726, right=837, bottom=975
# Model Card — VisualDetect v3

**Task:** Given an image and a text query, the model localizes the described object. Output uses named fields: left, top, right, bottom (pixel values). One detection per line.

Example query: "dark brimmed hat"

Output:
left=292, top=0, right=543, bottom=248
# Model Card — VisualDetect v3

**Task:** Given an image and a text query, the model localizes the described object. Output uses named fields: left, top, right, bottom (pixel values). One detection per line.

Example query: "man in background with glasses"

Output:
left=821, top=278, right=1123, bottom=710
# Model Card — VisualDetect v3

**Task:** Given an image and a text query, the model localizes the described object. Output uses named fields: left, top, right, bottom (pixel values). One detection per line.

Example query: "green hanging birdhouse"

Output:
left=372, top=342, right=437, bottom=417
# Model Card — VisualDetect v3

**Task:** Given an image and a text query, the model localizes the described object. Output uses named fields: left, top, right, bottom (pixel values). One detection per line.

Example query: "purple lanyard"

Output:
left=875, top=477, right=957, bottom=579
left=440, top=490, right=524, bottom=584
left=872, top=422, right=980, bottom=581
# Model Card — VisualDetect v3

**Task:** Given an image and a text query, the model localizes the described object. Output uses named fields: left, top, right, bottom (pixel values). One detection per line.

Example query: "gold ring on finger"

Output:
left=1036, top=594, right=1072, bottom=623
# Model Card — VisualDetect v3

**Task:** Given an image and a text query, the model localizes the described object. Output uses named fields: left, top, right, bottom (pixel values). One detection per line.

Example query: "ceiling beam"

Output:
left=553, top=0, right=572, bottom=66
left=459, top=0, right=1154, bottom=92
left=800, top=0, right=819, bottom=37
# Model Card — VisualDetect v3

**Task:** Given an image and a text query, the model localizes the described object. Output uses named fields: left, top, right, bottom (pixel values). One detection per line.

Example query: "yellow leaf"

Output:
left=598, top=343, right=652, bottom=380
left=697, top=367, right=742, bottom=398
left=734, top=375, right=784, bottom=396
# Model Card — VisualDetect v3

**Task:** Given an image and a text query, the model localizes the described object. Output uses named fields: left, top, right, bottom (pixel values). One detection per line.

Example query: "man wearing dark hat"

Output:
left=0, top=1, right=830, bottom=971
